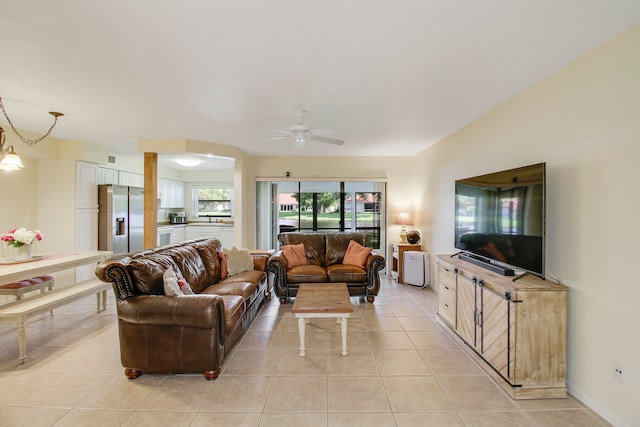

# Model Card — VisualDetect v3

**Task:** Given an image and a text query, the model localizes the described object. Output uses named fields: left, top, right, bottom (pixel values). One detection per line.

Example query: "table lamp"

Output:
left=393, top=212, right=413, bottom=243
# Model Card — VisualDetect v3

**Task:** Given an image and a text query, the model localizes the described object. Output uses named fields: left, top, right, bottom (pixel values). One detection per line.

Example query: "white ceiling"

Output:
left=1, top=1, right=639, bottom=165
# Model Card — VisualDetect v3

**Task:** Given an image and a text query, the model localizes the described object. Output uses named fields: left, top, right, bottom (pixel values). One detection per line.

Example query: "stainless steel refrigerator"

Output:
left=98, top=184, right=144, bottom=255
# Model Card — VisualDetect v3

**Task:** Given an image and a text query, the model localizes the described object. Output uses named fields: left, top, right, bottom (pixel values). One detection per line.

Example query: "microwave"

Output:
left=169, top=212, right=187, bottom=224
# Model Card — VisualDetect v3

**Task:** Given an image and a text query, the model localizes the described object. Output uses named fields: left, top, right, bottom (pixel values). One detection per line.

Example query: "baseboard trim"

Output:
left=567, top=381, right=630, bottom=427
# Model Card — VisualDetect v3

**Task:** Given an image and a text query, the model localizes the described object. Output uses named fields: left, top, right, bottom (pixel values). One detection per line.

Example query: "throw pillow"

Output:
left=224, top=247, right=254, bottom=276
left=343, top=240, right=373, bottom=268
left=163, top=268, right=183, bottom=296
left=218, top=251, right=228, bottom=278
left=176, top=272, right=195, bottom=295
left=282, top=243, right=307, bottom=268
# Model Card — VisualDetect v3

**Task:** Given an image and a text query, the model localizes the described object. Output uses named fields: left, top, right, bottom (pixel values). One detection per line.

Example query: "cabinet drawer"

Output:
left=437, top=264, right=457, bottom=326
left=439, top=281, right=456, bottom=305
left=438, top=297, right=456, bottom=326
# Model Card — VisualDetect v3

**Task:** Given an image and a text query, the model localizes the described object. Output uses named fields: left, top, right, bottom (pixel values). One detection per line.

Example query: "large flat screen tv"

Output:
left=454, top=163, right=545, bottom=278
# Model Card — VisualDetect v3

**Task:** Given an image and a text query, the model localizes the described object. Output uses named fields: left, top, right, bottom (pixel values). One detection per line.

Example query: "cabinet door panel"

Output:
left=456, top=274, right=476, bottom=347
left=76, top=162, right=98, bottom=209
left=480, top=289, right=515, bottom=382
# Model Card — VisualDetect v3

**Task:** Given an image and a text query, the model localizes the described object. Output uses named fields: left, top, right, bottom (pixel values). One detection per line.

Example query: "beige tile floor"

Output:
left=0, top=274, right=610, bottom=426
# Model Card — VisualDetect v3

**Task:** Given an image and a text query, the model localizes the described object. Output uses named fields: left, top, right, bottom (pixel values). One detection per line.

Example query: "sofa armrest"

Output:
left=267, top=251, right=290, bottom=295
left=250, top=253, right=269, bottom=272
left=95, top=258, right=136, bottom=300
left=117, top=294, right=225, bottom=330
left=364, top=252, right=386, bottom=296
left=267, top=251, right=289, bottom=271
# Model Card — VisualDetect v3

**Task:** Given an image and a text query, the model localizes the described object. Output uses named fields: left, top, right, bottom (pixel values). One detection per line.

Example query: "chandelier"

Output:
left=0, top=97, right=63, bottom=171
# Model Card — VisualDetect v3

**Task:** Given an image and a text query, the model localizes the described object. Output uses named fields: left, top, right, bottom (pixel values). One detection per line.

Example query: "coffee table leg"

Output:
left=297, top=317, right=306, bottom=357
left=340, top=317, right=348, bottom=356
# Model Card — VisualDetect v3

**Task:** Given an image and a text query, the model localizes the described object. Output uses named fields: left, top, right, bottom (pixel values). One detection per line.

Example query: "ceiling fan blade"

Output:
left=308, top=128, right=332, bottom=136
left=307, top=135, right=345, bottom=145
left=266, top=127, right=291, bottom=134
left=267, top=136, right=291, bottom=140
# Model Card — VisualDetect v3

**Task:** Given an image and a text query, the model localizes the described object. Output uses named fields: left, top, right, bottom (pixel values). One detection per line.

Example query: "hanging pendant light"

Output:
left=0, top=127, right=25, bottom=170
left=0, top=97, right=64, bottom=171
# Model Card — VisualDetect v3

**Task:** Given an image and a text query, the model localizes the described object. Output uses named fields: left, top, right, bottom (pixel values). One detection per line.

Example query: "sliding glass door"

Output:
left=256, top=180, right=385, bottom=251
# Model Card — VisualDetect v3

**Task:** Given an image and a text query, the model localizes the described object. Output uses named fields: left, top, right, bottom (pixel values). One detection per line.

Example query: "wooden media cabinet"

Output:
left=435, top=254, right=568, bottom=400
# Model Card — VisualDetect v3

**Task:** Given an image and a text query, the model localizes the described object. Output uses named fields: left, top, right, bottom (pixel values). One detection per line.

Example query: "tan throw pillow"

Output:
left=343, top=240, right=373, bottom=268
left=163, top=268, right=183, bottom=296
left=224, top=247, right=254, bottom=276
left=282, top=243, right=307, bottom=268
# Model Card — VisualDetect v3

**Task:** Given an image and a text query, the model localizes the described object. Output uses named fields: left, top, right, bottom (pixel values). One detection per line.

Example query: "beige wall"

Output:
left=0, top=129, right=60, bottom=256
left=415, top=25, right=640, bottom=426
left=0, top=156, right=39, bottom=257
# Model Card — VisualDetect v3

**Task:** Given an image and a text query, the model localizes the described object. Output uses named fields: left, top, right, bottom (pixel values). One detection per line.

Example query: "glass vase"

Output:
left=13, top=244, right=32, bottom=261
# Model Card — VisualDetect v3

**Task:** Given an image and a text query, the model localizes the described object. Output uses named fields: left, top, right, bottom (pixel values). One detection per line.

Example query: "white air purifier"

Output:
left=402, top=251, right=430, bottom=287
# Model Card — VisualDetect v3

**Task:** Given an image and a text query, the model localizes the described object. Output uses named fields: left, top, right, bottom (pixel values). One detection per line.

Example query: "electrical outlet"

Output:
left=614, top=361, right=624, bottom=384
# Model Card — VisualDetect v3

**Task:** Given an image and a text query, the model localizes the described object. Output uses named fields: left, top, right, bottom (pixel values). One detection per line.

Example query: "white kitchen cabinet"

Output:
left=170, top=180, right=185, bottom=208
left=158, top=179, right=185, bottom=208
left=75, top=208, right=98, bottom=281
left=185, top=225, right=234, bottom=247
left=76, top=162, right=99, bottom=209
left=158, top=179, right=168, bottom=208
left=75, top=162, right=99, bottom=281
left=98, top=167, right=118, bottom=185
left=119, top=171, right=144, bottom=188
left=170, top=226, right=186, bottom=244
left=186, top=225, right=218, bottom=241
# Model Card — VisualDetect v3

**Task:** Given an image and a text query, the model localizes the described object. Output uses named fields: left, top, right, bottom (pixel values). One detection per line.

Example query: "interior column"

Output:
left=144, top=152, right=158, bottom=249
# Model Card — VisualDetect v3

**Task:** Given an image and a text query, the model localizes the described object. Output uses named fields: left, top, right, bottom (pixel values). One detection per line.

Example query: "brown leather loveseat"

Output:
left=95, top=238, right=268, bottom=381
left=267, top=232, right=385, bottom=304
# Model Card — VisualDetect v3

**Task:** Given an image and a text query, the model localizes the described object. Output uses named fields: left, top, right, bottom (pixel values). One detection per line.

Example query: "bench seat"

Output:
left=0, top=278, right=111, bottom=363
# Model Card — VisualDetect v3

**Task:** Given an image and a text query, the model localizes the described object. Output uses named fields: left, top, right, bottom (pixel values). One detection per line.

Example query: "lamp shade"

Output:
left=0, top=151, right=25, bottom=170
left=393, top=212, right=413, bottom=243
left=393, top=212, right=413, bottom=226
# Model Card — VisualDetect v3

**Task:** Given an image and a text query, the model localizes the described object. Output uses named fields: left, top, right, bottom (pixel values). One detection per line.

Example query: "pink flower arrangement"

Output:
left=1, top=227, right=43, bottom=248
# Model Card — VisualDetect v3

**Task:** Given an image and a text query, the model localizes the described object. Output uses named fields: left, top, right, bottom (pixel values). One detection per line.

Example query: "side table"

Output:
left=390, top=242, right=422, bottom=284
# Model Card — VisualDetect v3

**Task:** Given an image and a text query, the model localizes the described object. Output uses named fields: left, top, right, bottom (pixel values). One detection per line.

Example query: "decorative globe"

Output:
left=406, top=230, right=421, bottom=244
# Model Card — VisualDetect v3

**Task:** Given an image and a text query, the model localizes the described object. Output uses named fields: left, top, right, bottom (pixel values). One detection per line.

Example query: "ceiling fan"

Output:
left=268, top=110, right=344, bottom=149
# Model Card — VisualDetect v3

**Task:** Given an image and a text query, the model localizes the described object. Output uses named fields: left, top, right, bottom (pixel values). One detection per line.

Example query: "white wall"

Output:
left=415, top=24, right=640, bottom=426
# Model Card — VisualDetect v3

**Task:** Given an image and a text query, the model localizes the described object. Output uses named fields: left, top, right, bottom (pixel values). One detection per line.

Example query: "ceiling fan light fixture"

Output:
left=294, top=134, right=306, bottom=149
left=175, top=158, right=201, bottom=167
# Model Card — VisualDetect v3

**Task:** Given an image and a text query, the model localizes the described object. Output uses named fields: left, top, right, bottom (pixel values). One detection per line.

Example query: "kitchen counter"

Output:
left=186, top=222, right=234, bottom=227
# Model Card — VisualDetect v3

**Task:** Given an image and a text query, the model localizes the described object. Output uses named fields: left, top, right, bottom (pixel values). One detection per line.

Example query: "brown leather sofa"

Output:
left=267, top=232, right=385, bottom=304
left=95, top=238, right=268, bottom=381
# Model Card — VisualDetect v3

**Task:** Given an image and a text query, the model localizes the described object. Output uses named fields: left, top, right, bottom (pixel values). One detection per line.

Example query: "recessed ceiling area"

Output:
left=1, top=1, right=639, bottom=159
